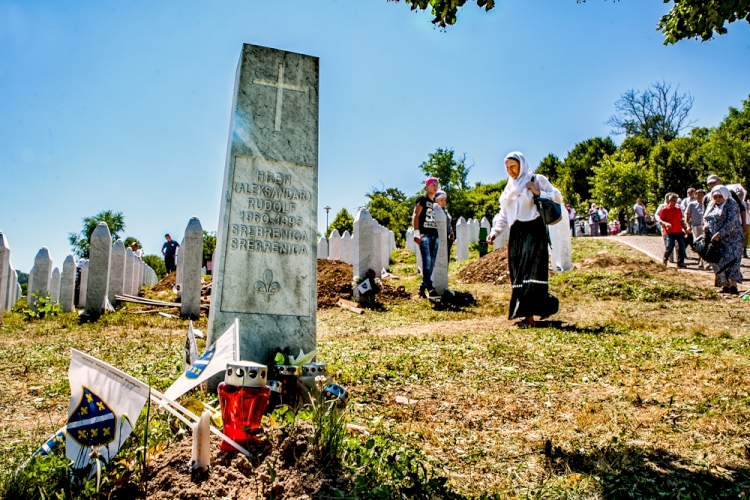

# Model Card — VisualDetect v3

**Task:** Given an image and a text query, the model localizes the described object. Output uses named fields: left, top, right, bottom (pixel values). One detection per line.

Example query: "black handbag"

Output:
left=530, top=175, right=562, bottom=226
left=693, top=232, right=721, bottom=264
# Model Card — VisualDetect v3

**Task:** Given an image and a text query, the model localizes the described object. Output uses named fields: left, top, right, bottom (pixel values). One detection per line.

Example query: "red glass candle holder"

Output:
left=218, top=361, right=270, bottom=452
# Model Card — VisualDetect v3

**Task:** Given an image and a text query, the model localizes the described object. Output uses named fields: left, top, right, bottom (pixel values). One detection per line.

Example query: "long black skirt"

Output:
left=508, top=217, right=559, bottom=320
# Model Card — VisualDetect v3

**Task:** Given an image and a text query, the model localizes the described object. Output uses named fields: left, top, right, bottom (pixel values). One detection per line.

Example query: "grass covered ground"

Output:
left=2, top=238, right=750, bottom=498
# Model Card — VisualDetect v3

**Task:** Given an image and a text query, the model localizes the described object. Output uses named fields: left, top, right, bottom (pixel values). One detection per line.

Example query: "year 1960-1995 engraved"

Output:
left=237, top=210, right=303, bottom=227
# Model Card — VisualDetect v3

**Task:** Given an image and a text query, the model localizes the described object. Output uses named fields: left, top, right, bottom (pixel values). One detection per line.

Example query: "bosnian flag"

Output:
left=164, top=319, right=239, bottom=401
left=67, top=349, right=150, bottom=469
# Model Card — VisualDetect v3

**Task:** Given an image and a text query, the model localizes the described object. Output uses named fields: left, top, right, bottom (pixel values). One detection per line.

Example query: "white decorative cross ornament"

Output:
left=252, top=62, right=307, bottom=132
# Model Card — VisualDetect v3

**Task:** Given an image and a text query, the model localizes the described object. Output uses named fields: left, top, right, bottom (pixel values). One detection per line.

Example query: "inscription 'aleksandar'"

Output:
left=227, top=162, right=313, bottom=257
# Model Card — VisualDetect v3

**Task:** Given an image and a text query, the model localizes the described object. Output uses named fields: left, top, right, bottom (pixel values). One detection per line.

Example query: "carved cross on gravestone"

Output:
left=252, top=62, right=308, bottom=132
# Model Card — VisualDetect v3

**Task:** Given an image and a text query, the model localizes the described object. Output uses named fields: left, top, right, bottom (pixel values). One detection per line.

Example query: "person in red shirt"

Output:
left=658, top=193, right=690, bottom=268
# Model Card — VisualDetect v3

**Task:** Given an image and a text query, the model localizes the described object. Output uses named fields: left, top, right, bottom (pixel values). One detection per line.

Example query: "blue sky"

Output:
left=1, top=0, right=749, bottom=272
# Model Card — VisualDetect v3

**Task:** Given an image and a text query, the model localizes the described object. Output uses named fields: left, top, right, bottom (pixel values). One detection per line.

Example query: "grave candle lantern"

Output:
left=323, top=382, right=350, bottom=408
left=265, top=380, right=283, bottom=414
left=218, top=361, right=270, bottom=452
left=301, top=362, right=330, bottom=389
left=274, top=365, right=300, bottom=407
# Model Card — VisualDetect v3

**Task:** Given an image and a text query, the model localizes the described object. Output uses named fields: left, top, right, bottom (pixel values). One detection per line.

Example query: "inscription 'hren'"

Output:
left=257, top=171, right=292, bottom=186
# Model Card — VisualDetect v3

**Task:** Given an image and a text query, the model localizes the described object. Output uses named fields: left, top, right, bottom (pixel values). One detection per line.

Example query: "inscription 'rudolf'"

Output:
left=252, top=62, right=307, bottom=132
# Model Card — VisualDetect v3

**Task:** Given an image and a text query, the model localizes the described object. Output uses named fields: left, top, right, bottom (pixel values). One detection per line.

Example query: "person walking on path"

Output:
left=633, top=199, right=646, bottom=235
left=413, top=177, right=440, bottom=299
left=704, top=185, right=744, bottom=294
left=567, top=204, right=576, bottom=237
left=487, top=151, right=561, bottom=327
left=162, top=234, right=180, bottom=274
left=588, top=203, right=600, bottom=237
left=705, top=175, right=747, bottom=236
left=658, top=193, right=689, bottom=268
left=598, top=206, right=609, bottom=236
left=685, top=189, right=706, bottom=268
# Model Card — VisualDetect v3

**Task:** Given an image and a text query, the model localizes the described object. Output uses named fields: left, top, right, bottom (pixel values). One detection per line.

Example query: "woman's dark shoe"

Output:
left=719, top=286, right=732, bottom=294
left=729, top=286, right=739, bottom=295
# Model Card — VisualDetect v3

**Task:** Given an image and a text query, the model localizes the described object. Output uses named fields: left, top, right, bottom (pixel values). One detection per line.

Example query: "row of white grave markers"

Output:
left=318, top=209, right=397, bottom=279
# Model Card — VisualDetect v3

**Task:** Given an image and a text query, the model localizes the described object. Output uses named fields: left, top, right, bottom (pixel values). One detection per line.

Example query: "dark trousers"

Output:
left=599, top=222, right=608, bottom=236
left=637, top=216, right=646, bottom=234
left=165, top=255, right=176, bottom=274
left=418, top=234, right=439, bottom=293
left=664, top=233, right=686, bottom=265
left=570, top=219, right=575, bottom=236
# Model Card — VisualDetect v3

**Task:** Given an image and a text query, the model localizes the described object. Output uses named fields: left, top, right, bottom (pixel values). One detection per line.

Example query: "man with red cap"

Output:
left=413, top=177, right=440, bottom=299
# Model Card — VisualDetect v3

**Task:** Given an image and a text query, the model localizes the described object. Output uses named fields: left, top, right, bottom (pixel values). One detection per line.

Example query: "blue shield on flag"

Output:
left=186, top=342, right=216, bottom=379
left=67, top=387, right=116, bottom=448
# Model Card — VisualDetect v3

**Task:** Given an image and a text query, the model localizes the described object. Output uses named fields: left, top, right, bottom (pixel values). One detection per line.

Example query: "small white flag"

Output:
left=164, top=319, right=240, bottom=401
left=67, top=349, right=150, bottom=469
left=357, top=279, right=372, bottom=295
left=183, top=321, right=200, bottom=371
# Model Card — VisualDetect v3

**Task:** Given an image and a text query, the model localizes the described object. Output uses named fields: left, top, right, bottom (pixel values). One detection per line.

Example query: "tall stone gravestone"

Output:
left=50, top=268, right=61, bottom=303
left=0, top=231, right=9, bottom=320
left=60, top=255, right=76, bottom=312
left=456, top=217, right=469, bottom=262
left=352, top=208, right=378, bottom=279
left=86, top=222, right=112, bottom=314
left=109, top=240, right=126, bottom=305
left=340, top=231, right=351, bottom=265
left=30, top=248, right=53, bottom=312
left=432, top=206, right=449, bottom=295
left=317, top=237, right=328, bottom=260
left=124, top=248, right=134, bottom=296
left=328, top=230, right=340, bottom=260
left=207, top=44, right=319, bottom=366
left=181, top=217, right=204, bottom=319
left=78, top=260, right=89, bottom=308
left=27, top=267, right=34, bottom=306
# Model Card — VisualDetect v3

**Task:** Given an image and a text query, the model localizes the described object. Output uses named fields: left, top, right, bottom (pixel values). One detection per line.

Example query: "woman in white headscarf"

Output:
left=703, top=185, right=744, bottom=294
left=488, top=152, right=563, bottom=326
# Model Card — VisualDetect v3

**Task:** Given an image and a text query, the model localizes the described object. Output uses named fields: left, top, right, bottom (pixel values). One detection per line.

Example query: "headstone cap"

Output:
left=225, top=361, right=268, bottom=387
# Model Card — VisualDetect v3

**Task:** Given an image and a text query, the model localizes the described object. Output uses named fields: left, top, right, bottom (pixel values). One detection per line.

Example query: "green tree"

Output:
left=68, top=210, right=125, bottom=259
left=202, top=231, right=217, bottom=266
left=649, top=137, right=704, bottom=196
left=535, top=154, right=562, bottom=184
left=418, top=148, right=471, bottom=193
left=619, top=136, right=653, bottom=163
left=591, top=151, right=656, bottom=212
left=561, top=137, right=617, bottom=204
left=328, top=208, right=354, bottom=238
left=657, top=0, right=750, bottom=43
left=389, top=0, right=495, bottom=28
left=607, top=81, right=694, bottom=144
left=365, top=188, right=413, bottom=247
left=142, top=255, right=166, bottom=280
left=123, top=237, right=142, bottom=250
left=462, top=180, right=507, bottom=222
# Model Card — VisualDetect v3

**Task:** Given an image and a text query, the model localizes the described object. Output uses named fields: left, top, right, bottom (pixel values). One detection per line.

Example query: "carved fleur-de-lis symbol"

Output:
left=254, top=269, right=281, bottom=302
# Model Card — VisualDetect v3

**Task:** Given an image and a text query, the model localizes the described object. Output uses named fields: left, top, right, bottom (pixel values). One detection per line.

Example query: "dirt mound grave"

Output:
left=130, top=423, right=346, bottom=500
left=456, top=248, right=510, bottom=285
left=151, top=271, right=177, bottom=293
left=577, top=251, right=662, bottom=273
left=317, top=259, right=353, bottom=308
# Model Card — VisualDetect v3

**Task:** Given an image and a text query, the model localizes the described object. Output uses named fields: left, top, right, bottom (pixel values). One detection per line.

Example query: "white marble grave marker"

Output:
left=60, top=255, right=76, bottom=312
left=456, top=217, right=469, bottom=262
left=86, top=222, right=112, bottom=314
left=30, top=248, right=53, bottom=311
left=327, top=230, right=340, bottom=261
left=78, top=260, right=89, bottom=309
left=207, top=44, right=318, bottom=365
left=432, top=206, right=449, bottom=295
left=340, top=231, right=351, bottom=265
left=108, top=240, right=126, bottom=304
left=0, top=231, right=9, bottom=320
left=124, top=248, right=134, bottom=296
left=181, top=217, right=204, bottom=319
left=50, top=268, right=61, bottom=303
left=352, top=208, right=379, bottom=279
left=317, top=237, right=328, bottom=260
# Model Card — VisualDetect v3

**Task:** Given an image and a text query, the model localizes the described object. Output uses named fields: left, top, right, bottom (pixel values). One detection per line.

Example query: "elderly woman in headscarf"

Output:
left=487, top=152, right=562, bottom=327
left=704, top=185, right=744, bottom=294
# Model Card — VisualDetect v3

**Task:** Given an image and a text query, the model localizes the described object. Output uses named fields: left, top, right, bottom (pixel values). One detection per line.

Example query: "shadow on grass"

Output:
left=546, top=439, right=750, bottom=499
left=430, top=291, right=477, bottom=311
left=534, top=321, right=628, bottom=336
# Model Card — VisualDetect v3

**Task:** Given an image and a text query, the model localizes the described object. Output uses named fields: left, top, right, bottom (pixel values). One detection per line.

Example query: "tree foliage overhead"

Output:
left=657, top=0, right=750, bottom=43
left=68, top=210, right=125, bottom=259
left=392, top=0, right=748, bottom=43
left=607, top=81, right=694, bottom=144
